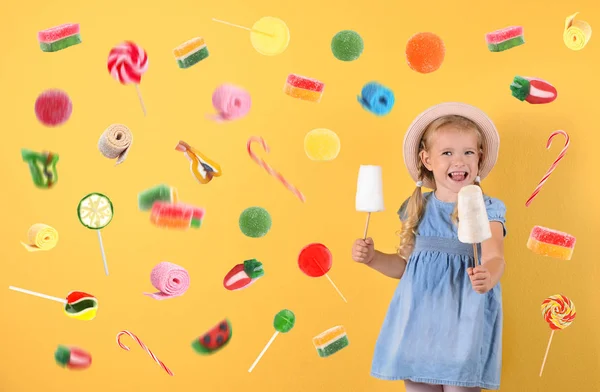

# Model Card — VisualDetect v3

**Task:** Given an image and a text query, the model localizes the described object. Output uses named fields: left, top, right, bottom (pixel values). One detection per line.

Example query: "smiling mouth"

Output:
left=448, top=171, right=468, bottom=182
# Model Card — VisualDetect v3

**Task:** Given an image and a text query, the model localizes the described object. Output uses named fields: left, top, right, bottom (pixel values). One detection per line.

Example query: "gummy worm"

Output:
left=525, top=130, right=570, bottom=207
left=116, top=330, right=174, bottom=376
left=247, top=136, right=306, bottom=202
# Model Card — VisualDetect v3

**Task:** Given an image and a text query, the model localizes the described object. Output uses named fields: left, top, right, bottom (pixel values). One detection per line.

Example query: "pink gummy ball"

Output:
left=35, top=89, right=72, bottom=127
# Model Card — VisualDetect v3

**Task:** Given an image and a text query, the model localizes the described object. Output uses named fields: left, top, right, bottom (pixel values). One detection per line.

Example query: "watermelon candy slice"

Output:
left=192, top=319, right=232, bottom=355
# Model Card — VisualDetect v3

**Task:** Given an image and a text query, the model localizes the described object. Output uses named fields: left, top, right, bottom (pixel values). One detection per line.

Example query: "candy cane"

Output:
left=116, top=330, right=174, bottom=376
left=525, top=130, right=570, bottom=207
left=247, top=136, right=306, bottom=202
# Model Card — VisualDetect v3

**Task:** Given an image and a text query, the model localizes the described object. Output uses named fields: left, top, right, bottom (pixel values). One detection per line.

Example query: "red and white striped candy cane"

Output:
left=247, top=136, right=306, bottom=202
left=525, top=130, right=570, bottom=207
left=116, top=330, right=174, bottom=376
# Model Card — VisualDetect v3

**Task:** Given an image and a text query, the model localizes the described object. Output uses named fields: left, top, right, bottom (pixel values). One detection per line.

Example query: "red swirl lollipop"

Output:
left=108, top=41, right=148, bottom=115
left=298, top=243, right=347, bottom=303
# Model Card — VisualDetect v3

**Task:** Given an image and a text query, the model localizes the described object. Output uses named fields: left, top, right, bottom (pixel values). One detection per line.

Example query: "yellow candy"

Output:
left=563, top=12, right=592, bottom=51
left=304, top=129, right=341, bottom=161
left=526, top=237, right=573, bottom=260
left=21, top=223, right=58, bottom=252
left=173, top=37, right=205, bottom=57
left=250, top=17, right=290, bottom=56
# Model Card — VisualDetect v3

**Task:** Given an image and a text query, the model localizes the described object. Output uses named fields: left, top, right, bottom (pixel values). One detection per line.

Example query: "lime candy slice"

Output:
left=77, top=193, right=114, bottom=230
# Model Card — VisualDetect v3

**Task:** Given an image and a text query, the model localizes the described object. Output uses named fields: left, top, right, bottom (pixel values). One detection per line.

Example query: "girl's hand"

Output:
left=352, top=238, right=375, bottom=264
left=467, top=265, right=492, bottom=294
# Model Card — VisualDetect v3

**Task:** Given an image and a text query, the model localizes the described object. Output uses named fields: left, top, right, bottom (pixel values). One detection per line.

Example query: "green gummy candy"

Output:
left=21, top=149, right=59, bottom=188
left=510, top=76, right=530, bottom=101
left=243, top=259, right=264, bottom=279
left=54, top=345, right=70, bottom=366
left=190, top=217, right=202, bottom=228
left=487, top=36, right=524, bottom=52
left=274, top=309, right=295, bottom=333
left=177, top=47, right=209, bottom=69
left=239, top=207, right=272, bottom=238
left=317, top=336, right=349, bottom=358
left=331, top=30, right=364, bottom=61
left=40, top=34, right=82, bottom=52
left=138, top=184, right=173, bottom=211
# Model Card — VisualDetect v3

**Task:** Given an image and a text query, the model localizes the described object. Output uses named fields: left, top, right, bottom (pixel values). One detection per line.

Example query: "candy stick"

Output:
left=324, top=273, right=347, bottom=303
left=116, top=330, right=173, bottom=376
left=525, top=130, right=570, bottom=207
left=8, top=286, right=66, bottom=303
left=211, top=18, right=274, bottom=37
left=248, top=330, right=278, bottom=373
left=539, top=330, right=554, bottom=377
left=135, top=85, right=147, bottom=117
left=247, top=136, right=306, bottom=203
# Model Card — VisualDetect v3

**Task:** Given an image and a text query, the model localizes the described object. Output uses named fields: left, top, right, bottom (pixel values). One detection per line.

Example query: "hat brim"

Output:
left=403, top=102, right=500, bottom=189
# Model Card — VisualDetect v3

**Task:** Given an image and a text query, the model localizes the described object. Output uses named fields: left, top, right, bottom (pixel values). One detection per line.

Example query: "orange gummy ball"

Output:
left=405, top=32, right=446, bottom=74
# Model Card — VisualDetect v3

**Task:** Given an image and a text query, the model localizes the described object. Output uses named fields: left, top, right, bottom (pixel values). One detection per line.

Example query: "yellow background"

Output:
left=0, top=0, right=597, bottom=391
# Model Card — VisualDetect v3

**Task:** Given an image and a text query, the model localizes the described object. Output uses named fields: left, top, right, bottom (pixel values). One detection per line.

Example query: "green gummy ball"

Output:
left=239, top=207, right=272, bottom=238
left=273, top=309, right=295, bottom=333
left=331, top=30, right=364, bottom=61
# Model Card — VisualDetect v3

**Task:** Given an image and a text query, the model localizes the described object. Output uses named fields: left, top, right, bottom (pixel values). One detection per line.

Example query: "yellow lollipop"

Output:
left=304, top=129, right=341, bottom=161
left=563, top=12, right=592, bottom=51
left=250, top=17, right=290, bottom=56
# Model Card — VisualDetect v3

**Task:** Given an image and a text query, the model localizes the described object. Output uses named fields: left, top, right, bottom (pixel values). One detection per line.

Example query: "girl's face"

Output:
left=420, top=125, right=481, bottom=201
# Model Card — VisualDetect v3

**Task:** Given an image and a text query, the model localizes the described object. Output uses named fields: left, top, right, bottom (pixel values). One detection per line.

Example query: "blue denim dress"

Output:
left=371, top=191, right=506, bottom=390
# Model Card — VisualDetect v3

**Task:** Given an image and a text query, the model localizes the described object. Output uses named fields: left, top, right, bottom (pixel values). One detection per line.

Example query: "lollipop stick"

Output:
left=324, top=273, right=347, bottom=303
left=248, top=331, right=279, bottom=373
left=8, top=286, right=66, bottom=303
left=539, top=330, right=555, bottom=377
left=211, top=18, right=274, bottom=37
left=363, top=212, right=371, bottom=240
left=97, top=230, right=109, bottom=276
left=135, top=84, right=147, bottom=116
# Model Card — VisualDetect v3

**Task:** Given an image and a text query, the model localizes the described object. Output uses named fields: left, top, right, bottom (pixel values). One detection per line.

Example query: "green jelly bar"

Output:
left=138, top=184, right=175, bottom=211
left=487, top=36, right=524, bottom=52
left=40, top=34, right=82, bottom=52
left=190, top=217, right=202, bottom=228
left=177, top=47, right=209, bottom=69
left=317, top=335, right=349, bottom=358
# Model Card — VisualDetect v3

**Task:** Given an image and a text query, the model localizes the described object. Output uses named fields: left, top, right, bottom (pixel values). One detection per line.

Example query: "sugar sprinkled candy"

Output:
left=405, top=32, right=445, bottom=74
left=304, top=128, right=340, bottom=161
left=239, top=207, right=272, bottom=238
left=38, top=23, right=81, bottom=52
left=35, top=89, right=72, bottom=127
left=527, top=226, right=576, bottom=260
left=331, top=30, right=364, bottom=61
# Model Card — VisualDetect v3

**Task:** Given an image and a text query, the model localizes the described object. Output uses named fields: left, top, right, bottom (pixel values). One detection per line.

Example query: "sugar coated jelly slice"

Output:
left=38, top=23, right=81, bottom=52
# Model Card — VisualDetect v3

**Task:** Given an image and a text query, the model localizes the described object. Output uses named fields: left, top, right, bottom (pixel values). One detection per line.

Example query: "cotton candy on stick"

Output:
left=539, top=295, right=576, bottom=377
left=107, top=41, right=148, bottom=115
left=77, top=193, right=114, bottom=276
left=457, top=185, right=491, bottom=269
left=248, top=309, right=295, bottom=373
left=8, top=286, right=98, bottom=321
left=356, top=165, right=384, bottom=239
left=298, top=243, right=347, bottom=303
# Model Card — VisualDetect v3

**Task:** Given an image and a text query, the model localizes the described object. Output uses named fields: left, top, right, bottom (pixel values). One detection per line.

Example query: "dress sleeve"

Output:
left=397, top=198, right=410, bottom=223
left=485, top=197, right=507, bottom=237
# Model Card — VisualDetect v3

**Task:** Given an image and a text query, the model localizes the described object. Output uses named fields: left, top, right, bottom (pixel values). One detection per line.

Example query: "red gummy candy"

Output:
left=35, top=89, right=72, bottom=127
left=405, top=32, right=446, bottom=74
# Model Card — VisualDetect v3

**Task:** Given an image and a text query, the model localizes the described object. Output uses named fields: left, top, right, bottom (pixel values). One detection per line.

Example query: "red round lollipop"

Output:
left=35, top=89, right=72, bottom=127
left=405, top=32, right=446, bottom=74
left=298, top=243, right=332, bottom=277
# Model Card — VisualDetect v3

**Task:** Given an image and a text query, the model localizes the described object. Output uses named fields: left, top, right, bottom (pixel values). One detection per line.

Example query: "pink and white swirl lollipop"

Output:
left=107, top=41, right=149, bottom=115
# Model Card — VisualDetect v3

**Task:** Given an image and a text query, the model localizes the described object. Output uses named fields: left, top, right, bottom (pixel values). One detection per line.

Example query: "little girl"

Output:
left=352, top=102, right=507, bottom=392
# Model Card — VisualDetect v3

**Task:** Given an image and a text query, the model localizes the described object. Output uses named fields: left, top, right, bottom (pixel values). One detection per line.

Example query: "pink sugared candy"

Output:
left=35, top=89, right=72, bottom=127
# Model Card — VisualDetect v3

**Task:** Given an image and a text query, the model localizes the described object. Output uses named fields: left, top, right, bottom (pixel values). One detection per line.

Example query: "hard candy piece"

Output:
left=250, top=17, right=290, bottom=56
left=331, top=30, right=364, bottom=61
left=304, top=128, right=340, bottom=161
left=298, top=243, right=332, bottom=277
left=173, top=37, right=209, bottom=69
left=38, top=23, right=81, bottom=52
left=239, top=207, right=272, bottom=238
left=405, top=32, right=445, bottom=74
left=107, top=41, right=148, bottom=84
left=35, top=89, right=72, bottom=127
left=64, top=291, right=98, bottom=321
left=312, top=326, right=349, bottom=357
left=542, top=295, right=576, bottom=330
left=192, top=319, right=232, bottom=354
left=273, top=309, right=295, bottom=333
left=527, top=226, right=576, bottom=260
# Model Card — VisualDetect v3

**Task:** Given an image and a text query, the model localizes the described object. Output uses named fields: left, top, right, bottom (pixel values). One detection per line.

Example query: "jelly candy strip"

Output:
left=526, top=226, right=576, bottom=260
left=173, top=37, right=209, bottom=69
left=211, top=18, right=274, bottom=37
left=563, top=12, right=592, bottom=51
left=539, top=295, right=576, bottom=376
left=116, top=330, right=174, bottom=376
left=312, top=326, right=349, bottom=358
left=247, top=136, right=306, bottom=202
left=510, top=76, right=557, bottom=104
left=149, top=201, right=203, bottom=230
left=525, top=130, right=569, bottom=207
left=138, top=184, right=178, bottom=211
left=21, top=223, right=58, bottom=252
left=175, top=140, right=221, bottom=184
left=38, top=23, right=81, bottom=52
left=21, top=149, right=59, bottom=188
left=8, top=286, right=67, bottom=303
left=248, top=330, right=279, bottom=373
left=283, top=74, right=325, bottom=103
left=485, top=26, right=524, bottom=52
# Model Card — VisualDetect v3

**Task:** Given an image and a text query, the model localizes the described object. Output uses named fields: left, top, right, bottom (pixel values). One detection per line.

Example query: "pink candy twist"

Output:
left=108, top=41, right=148, bottom=84
left=143, top=262, right=190, bottom=300
left=210, top=84, right=251, bottom=122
